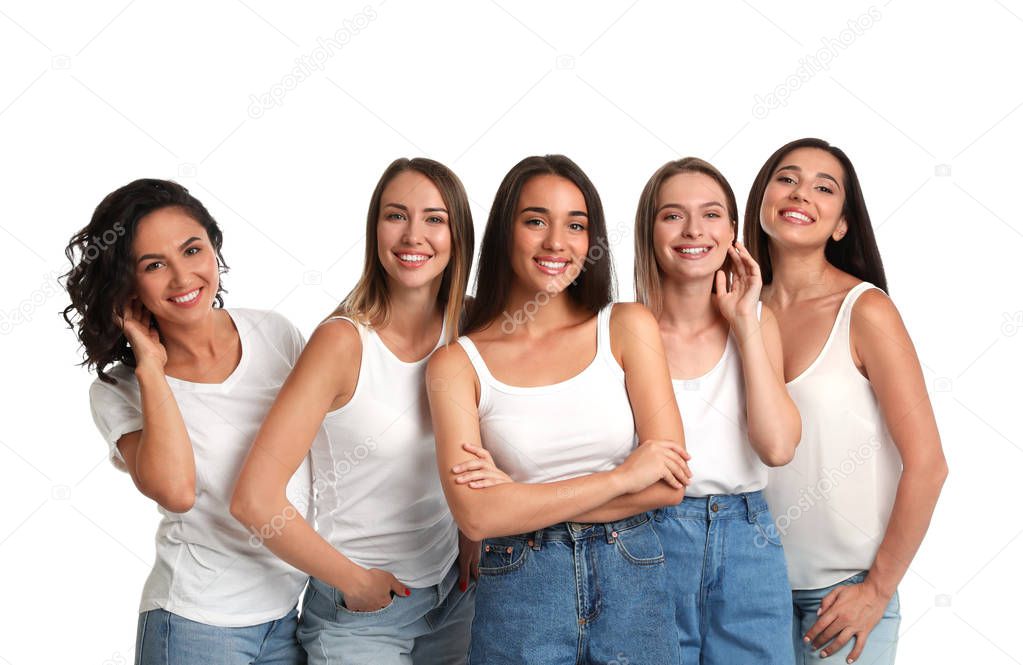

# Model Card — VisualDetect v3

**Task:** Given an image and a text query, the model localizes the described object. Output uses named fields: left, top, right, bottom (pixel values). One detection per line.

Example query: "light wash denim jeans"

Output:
left=297, top=561, right=474, bottom=665
left=655, top=491, right=794, bottom=665
left=135, top=606, right=303, bottom=665
left=792, top=571, right=900, bottom=664
left=469, top=511, right=680, bottom=665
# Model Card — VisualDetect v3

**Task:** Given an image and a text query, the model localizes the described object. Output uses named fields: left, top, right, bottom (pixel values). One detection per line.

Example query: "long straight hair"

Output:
left=742, top=137, right=888, bottom=292
left=634, top=157, right=739, bottom=316
left=333, top=158, right=474, bottom=343
left=463, top=155, right=615, bottom=335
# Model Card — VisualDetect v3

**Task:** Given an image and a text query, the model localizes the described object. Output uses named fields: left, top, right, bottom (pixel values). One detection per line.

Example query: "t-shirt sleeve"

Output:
left=89, top=378, right=143, bottom=472
left=272, top=311, right=307, bottom=366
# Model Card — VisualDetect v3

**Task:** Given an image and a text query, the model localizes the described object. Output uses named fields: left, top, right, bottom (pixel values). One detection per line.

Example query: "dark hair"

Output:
left=463, top=155, right=616, bottom=334
left=62, top=179, right=228, bottom=383
left=634, top=157, right=739, bottom=315
left=743, top=137, right=887, bottom=292
left=332, top=157, right=474, bottom=344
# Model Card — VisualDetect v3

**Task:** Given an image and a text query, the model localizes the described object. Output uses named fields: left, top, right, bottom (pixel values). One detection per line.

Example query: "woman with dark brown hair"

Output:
left=745, top=138, right=948, bottom=664
left=231, top=158, right=478, bottom=664
left=635, top=157, right=800, bottom=664
left=427, top=154, right=690, bottom=664
left=64, top=179, right=312, bottom=665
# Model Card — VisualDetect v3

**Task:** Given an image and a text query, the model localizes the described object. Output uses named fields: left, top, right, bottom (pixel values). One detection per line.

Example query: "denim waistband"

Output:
left=497, top=511, right=653, bottom=549
left=654, top=489, right=769, bottom=522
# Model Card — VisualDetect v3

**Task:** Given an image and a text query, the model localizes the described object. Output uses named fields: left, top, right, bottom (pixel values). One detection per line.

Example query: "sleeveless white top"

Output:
left=673, top=302, right=767, bottom=497
left=765, top=283, right=903, bottom=590
left=311, top=316, right=458, bottom=588
left=457, top=304, right=637, bottom=485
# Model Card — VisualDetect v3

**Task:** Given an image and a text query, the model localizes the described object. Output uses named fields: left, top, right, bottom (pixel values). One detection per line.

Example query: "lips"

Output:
left=779, top=208, right=815, bottom=225
left=533, top=256, right=571, bottom=275
left=167, top=286, right=203, bottom=307
left=672, top=245, right=713, bottom=260
left=394, top=251, right=433, bottom=269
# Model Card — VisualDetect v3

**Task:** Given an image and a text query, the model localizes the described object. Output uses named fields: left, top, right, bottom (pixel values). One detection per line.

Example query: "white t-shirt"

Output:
left=90, top=308, right=314, bottom=627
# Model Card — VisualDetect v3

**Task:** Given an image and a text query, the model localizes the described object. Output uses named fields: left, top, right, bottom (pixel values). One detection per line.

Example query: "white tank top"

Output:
left=765, top=283, right=903, bottom=590
left=457, top=303, right=637, bottom=485
left=672, top=302, right=768, bottom=497
left=311, top=316, right=458, bottom=588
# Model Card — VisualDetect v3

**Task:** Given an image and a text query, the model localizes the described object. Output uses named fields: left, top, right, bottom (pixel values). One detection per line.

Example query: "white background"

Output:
left=1, top=1, right=1020, bottom=663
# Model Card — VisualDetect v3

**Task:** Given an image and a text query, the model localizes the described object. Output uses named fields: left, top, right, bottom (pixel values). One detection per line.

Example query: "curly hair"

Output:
left=62, top=179, right=228, bottom=383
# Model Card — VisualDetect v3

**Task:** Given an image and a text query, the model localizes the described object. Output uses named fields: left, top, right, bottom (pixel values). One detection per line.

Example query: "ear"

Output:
left=832, top=217, right=848, bottom=242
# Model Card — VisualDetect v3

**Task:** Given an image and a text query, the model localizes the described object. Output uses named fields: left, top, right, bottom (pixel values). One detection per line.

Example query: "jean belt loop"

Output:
left=744, top=492, right=757, bottom=523
left=530, top=528, right=543, bottom=550
left=602, top=521, right=617, bottom=544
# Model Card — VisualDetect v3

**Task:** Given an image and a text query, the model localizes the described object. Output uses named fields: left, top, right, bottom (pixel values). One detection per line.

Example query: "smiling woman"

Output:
left=62, top=179, right=313, bottom=665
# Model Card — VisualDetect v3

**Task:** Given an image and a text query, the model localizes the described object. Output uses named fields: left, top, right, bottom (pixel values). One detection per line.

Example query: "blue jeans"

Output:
left=298, top=562, right=474, bottom=664
left=470, top=512, right=680, bottom=665
left=135, top=606, right=303, bottom=665
left=655, top=491, right=793, bottom=665
left=792, top=572, right=900, bottom=664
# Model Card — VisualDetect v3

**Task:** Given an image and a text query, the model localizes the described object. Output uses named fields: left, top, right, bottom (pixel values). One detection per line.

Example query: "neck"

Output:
left=382, top=278, right=443, bottom=342
left=159, top=308, right=223, bottom=362
left=502, top=280, right=583, bottom=336
left=657, top=273, right=723, bottom=332
left=767, top=244, right=836, bottom=305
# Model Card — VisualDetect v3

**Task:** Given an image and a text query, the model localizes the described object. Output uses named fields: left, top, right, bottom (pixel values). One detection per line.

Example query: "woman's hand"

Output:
left=457, top=530, right=480, bottom=593
left=117, top=298, right=167, bottom=372
left=342, top=567, right=409, bottom=612
left=804, top=580, right=891, bottom=662
left=452, top=443, right=513, bottom=489
left=613, top=439, right=691, bottom=493
left=714, top=241, right=763, bottom=337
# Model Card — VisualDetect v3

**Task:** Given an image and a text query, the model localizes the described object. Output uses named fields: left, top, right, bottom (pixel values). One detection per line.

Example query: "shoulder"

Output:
left=850, top=286, right=902, bottom=329
left=231, top=307, right=298, bottom=338
left=609, top=302, right=659, bottom=338
left=304, top=316, right=362, bottom=362
left=426, top=339, right=472, bottom=378
left=89, top=364, right=136, bottom=398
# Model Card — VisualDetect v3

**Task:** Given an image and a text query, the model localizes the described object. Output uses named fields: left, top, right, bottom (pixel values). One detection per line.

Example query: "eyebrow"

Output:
left=520, top=206, right=588, bottom=218
left=776, top=164, right=841, bottom=187
left=656, top=201, right=726, bottom=213
left=383, top=203, right=449, bottom=214
left=137, top=236, right=201, bottom=263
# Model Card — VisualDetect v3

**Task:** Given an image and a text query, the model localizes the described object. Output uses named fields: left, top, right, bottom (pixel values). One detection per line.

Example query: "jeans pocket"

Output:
left=337, top=593, right=396, bottom=617
left=753, top=510, right=783, bottom=548
left=478, top=537, right=528, bottom=575
left=614, top=519, right=665, bottom=566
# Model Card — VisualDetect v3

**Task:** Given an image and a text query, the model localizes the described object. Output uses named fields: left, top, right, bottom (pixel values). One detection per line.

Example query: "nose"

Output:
left=679, top=215, right=702, bottom=239
left=543, top=223, right=565, bottom=251
left=168, top=261, right=191, bottom=289
left=402, top=216, right=425, bottom=245
left=789, top=182, right=811, bottom=202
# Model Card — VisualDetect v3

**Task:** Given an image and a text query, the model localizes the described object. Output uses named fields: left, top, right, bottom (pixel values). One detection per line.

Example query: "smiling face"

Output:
left=760, top=147, right=848, bottom=249
left=376, top=169, right=452, bottom=293
left=510, top=174, right=590, bottom=296
left=652, top=172, right=735, bottom=283
left=132, top=206, right=220, bottom=325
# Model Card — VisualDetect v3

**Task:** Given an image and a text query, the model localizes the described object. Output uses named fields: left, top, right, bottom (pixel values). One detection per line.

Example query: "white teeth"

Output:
left=537, top=260, right=568, bottom=269
left=171, top=288, right=200, bottom=303
left=677, top=247, right=710, bottom=255
left=783, top=211, right=812, bottom=223
left=398, top=253, right=429, bottom=263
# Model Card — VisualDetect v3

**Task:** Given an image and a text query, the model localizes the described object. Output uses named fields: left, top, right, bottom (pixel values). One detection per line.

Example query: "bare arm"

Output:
left=569, top=303, right=688, bottom=523
left=427, top=341, right=687, bottom=541
left=230, top=320, right=407, bottom=608
left=805, top=289, right=948, bottom=661
left=733, top=305, right=801, bottom=466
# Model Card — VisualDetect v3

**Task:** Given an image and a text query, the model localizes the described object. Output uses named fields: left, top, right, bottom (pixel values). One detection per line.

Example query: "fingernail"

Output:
left=820, top=651, right=827, bottom=658
left=460, top=581, right=468, bottom=592
left=803, top=636, right=811, bottom=643
left=404, top=588, right=411, bottom=596
left=847, top=659, right=854, bottom=664
left=817, top=607, right=822, bottom=615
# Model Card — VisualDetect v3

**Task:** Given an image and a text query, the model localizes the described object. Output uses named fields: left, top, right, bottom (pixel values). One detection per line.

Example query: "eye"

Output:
left=525, top=218, right=546, bottom=228
left=569, top=222, right=586, bottom=232
left=386, top=212, right=407, bottom=221
left=184, top=246, right=201, bottom=256
left=777, top=175, right=796, bottom=185
left=426, top=215, right=446, bottom=225
left=706, top=212, right=721, bottom=219
left=663, top=213, right=683, bottom=222
left=815, top=184, right=835, bottom=195
left=144, top=261, right=164, bottom=272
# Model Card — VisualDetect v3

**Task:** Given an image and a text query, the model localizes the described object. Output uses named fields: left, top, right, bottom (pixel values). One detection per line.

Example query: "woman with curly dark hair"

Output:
left=63, top=179, right=312, bottom=665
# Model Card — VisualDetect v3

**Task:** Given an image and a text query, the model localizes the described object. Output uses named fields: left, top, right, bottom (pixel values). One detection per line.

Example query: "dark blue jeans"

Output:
left=470, top=512, right=680, bottom=665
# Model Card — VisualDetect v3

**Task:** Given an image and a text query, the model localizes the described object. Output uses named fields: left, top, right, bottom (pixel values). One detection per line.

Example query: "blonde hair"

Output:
left=634, top=157, right=738, bottom=316
left=332, top=158, right=474, bottom=343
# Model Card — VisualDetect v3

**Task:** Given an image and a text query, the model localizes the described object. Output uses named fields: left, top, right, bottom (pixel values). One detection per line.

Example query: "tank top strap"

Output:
left=455, top=336, right=494, bottom=411
left=820, top=282, right=880, bottom=375
left=596, top=303, right=623, bottom=373
left=838, top=282, right=880, bottom=338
